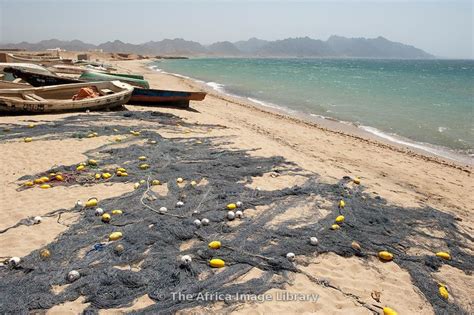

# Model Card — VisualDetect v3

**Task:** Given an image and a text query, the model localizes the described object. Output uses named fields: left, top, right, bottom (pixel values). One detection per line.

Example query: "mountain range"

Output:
left=0, top=36, right=433, bottom=58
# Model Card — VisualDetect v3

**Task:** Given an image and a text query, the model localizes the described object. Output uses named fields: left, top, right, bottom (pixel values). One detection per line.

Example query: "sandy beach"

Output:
left=0, top=58, right=472, bottom=314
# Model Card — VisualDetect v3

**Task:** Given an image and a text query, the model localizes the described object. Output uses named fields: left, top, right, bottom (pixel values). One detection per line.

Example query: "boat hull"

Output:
left=0, top=81, right=133, bottom=114
left=79, top=71, right=149, bottom=88
left=4, top=67, right=83, bottom=87
left=129, top=88, right=206, bottom=108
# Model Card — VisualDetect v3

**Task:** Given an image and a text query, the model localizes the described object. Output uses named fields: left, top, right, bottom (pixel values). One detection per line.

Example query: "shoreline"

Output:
left=141, top=61, right=472, bottom=171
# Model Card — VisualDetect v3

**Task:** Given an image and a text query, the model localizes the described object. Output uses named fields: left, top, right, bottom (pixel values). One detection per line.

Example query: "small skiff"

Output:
left=129, top=87, right=206, bottom=108
left=0, top=81, right=133, bottom=114
left=0, top=53, right=72, bottom=66
left=79, top=71, right=149, bottom=88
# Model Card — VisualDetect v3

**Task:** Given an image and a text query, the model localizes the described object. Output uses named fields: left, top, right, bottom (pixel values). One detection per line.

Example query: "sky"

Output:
left=0, top=0, right=472, bottom=58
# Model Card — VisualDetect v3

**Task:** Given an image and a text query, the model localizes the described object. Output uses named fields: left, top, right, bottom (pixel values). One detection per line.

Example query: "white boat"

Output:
left=0, top=80, right=133, bottom=114
left=0, top=53, right=72, bottom=66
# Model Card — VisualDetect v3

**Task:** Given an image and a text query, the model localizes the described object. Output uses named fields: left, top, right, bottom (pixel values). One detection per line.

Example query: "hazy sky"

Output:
left=0, top=0, right=472, bottom=58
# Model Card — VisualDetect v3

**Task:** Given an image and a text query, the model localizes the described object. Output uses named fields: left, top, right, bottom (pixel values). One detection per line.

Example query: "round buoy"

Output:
left=193, top=219, right=202, bottom=227
left=151, top=180, right=161, bottom=185
left=227, top=211, right=235, bottom=220
left=8, top=257, right=21, bottom=267
left=114, top=244, right=125, bottom=255
left=95, top=208, right=104, bottom=216
left=181, top=255, right=192, bottom=265
left=176, top=177, right=184, bottom=183
left=159, top=207, right=168, bottom=213
left=201, top=218, right=210, bottom=226
left=134, top=182, right=140, bottom=189
left=101, top=213, right=111, bottom=223
left=67, top=270, right=80, bottom=282
left=85, top=198, right=98, bottom=207
left=310, top=237, right=318, bottom=246
left=351, top=241, right=361, bottom=251
left=33, top=216, right=42, bottom=224
left=176, top=201, right=184, bottom=207
left=40, top=249, right=51, bottom=259
left=335, top=215, right=345, bottom=223
left=236, top=201, right=243, bottom=208
left=286, top=252, right=296, bottom=261
left=75, top=200, right=83, bottom=208
left=235, top=210, right=243, bottom=218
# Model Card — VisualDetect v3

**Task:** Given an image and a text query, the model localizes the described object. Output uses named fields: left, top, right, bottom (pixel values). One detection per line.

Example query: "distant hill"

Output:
left=0, top=36, right=434, bottom=58
left=207, top=41, right=241, bottom=56
left=256, top=37, right=335, bottom=57
left=326, top=35, right=432, bottom=59
left=234, top=37, right=269, bottom=54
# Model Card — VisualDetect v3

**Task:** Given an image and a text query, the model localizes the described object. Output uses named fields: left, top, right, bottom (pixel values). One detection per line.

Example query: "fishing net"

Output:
left=0, top=111, right=472, bottom=314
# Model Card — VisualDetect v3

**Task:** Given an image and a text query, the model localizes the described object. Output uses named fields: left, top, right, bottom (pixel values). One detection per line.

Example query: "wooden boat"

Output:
left=0, top=80, right=30, bottom=89
left=48, top=65, right=89, bottom=75
left=3, top=67, right=83, bottom=86
left=0, top=63, right=54, bottom=75
left=129, top=87, right=206, bottom=108
left=79, top=71, right=149, bottom=88
left=0, top=53, right=72, bottom=66
left=3, top=68, right=205, bottom=109
left=0, top=81, right=133, bottom=114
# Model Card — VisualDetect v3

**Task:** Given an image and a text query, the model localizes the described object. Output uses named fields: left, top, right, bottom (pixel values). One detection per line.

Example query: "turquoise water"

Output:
left=153, top=58, right=474, bottom=158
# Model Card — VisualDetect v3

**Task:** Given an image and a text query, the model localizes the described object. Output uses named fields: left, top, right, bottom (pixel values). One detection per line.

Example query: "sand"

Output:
left=0, top=57, right=472, bottom=314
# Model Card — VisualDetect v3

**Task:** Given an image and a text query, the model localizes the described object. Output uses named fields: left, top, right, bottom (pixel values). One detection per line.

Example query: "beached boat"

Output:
left=0, top=81, right=133, bottom=114
left=3, top=67, right=83, bottom=86
left=0, top=53, right=72, bottom=66
left=0, top=80, right=30, bottom=89
left=129, top=87, right=206, bottom=108
left=0, top=63, right=54, bottom=75
left=48, top=65, right=89, bottom=75
left=79, top=71, right=149, bottom=88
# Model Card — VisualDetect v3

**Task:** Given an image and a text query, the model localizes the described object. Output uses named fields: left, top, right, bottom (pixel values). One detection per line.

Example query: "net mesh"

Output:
left=0, top=111, right=472, bottom=314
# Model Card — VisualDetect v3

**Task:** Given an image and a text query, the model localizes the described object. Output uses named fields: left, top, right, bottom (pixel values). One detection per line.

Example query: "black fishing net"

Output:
left=0, top=111, right=472, bottom=314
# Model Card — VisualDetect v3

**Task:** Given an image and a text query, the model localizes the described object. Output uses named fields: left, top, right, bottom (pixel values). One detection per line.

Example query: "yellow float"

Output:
left=209, top=258, right=225, bottom=268
left=101, top=213, right=111, bottom=223
left=85, top=198, right=98, bottom=207
left=109, top=232, right=123, bottom=241
left=208, top=241, right=221, bottom=249
left=378, top=251, right=394, bottom=261
left=383, top=307, right=398, bottom=315
left=439, top=285, right=449, bottom=299
left=435, top=252, right=451, bottom=260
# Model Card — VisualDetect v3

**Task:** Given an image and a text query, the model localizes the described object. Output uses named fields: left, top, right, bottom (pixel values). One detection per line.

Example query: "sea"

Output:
left=150, top=58, right=474, bottom=163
